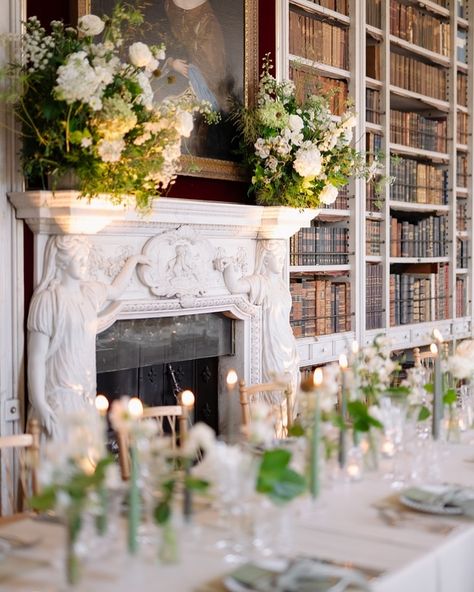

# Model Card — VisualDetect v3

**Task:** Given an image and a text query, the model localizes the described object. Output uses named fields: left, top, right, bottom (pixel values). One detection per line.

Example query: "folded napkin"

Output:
left=224, top=559, right=372, bottom=592
left=402, top=486, right=474, bottom=517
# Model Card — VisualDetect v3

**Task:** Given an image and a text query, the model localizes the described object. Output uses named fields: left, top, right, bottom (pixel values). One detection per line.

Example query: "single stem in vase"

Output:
left=128, top=445, right=140, bottom=555
left=310, top=369, right=323, bottom=500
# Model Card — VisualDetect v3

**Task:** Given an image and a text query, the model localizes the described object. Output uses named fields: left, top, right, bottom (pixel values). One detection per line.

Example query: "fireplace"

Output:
left=9, top=192, right=316, bottom=436
left=96, top=313, right=234, bottom=433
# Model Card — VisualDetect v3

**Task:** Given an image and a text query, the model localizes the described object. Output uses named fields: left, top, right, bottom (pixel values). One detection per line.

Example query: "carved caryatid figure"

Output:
left=27, top=235, right=150, bottom=441
left=214, top=239, right=300, bottom=402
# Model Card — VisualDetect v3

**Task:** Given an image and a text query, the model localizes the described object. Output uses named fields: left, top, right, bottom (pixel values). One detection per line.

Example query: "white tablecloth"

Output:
left=1, top=442, right=474, bottom=592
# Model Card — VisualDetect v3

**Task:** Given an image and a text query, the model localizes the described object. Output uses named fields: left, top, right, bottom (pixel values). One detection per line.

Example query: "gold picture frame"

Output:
left=73, top=0, right=258, bottom=182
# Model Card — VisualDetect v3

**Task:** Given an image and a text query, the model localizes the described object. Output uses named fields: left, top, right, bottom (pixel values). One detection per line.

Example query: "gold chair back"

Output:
left=238, top=379, right=294, bottom=439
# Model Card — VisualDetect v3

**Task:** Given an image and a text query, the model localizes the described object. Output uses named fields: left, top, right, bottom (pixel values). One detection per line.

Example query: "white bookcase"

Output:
left=278, top=0, right=474, bottom=368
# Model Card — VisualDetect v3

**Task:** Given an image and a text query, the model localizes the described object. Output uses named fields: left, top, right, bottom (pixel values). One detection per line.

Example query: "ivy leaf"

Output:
left=418, top=405, right=431, bottom=421
left=29, top=486, right=57, bottom=512
left=288, top=422, right=305, bottom=437
left=424, top=383, right=434, bottom=394
left=154, top=501, right=171, bottom=525
left=443, top=388, right=457, bottom=406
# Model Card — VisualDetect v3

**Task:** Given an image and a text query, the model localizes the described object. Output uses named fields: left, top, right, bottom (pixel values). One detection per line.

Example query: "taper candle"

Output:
left=180, top=390, right=195, bottom=522
left=127, top=397, right=143, bottom=555
left=431, top=343, right=442, bottom=440
left=338, top=354, right=348, bottom=469
left=226, top=369, right=238, bottom=443
left=310, top=368, right=323, bottom=500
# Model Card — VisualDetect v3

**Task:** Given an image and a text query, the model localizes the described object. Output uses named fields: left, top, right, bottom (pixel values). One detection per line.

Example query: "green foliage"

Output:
left=347, top=400, right=383, bottom=433
left=418, top=405, right=431, bottom=421
left=234, top=55, right=386, bottom=208
left=443, top=388, right=457, bottom=406
left=2, top=4, right=216, bottom=212
left=256, top=448, right=306, bottom=504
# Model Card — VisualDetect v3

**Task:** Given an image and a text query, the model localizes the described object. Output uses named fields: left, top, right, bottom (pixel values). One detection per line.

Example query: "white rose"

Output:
left=288, top=114, right=304, bottom=133
left=342, top=114, right=356, bottom=129
left=319, top=183, right=338, bottom=205
left=128, top=42, right=154, bottom=68
left=293, top=145, right=322, bottom=178
left=77, top=14, right=105, bottom=36
left=448, top=354, right=474, bottom=380
left=175, top=110, right=194, bottom=138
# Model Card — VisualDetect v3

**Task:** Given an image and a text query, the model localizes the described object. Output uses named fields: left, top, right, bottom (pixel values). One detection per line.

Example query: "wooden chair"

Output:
left=0, top=419, right=40, bottom=516
left=117, top=404, right=188, bottom=481
left=238, top=379, right=294, bottom=439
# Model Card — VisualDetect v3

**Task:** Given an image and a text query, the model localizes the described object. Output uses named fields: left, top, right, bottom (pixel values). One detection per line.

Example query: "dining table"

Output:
left=1, top=440, right=474, bottom=592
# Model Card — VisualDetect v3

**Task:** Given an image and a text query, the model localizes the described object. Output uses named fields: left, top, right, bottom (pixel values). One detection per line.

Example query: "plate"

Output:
left=399, top=485, right=464, bottom=515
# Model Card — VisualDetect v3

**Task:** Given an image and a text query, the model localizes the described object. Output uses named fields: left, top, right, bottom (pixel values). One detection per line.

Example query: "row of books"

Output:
left=390, top=158, right=448, bottom=204
left=390, top=0, right=451, bottom=57
left=456, top=277, right=467, bottom=317
left=457, top=200, right=467, bottom=231
left=390, top=110, right=447, bottom=153
left=390, top=216, right=448, bottom=258
left=366, top=131, right=383, bottom=155
left=366, top=88, right=382, bottom=125
left=289, top=8, right=349, bottom=71
left=367, top=45, right=381, bottom=80
left=366, top=263, right=384, bottom=330
left=290, top=65, right=348, bottom=115
left=389, top=264, right=450, bottom=325
left=367, top=182, right=382, bottom=213
left=457, top=0, right=466, bottom=18
left=458, top=112, right=469, bottom=145
left=306, top=0, right=348, bottom=15
left=458, top=72, right=468, bottom=107
left=457, top=238, right=470, bottom=269
left=457, top=29, right=468, bottom=64
left=290, top=226, right=349, bottom=266
left=390, top=53, right=447, bottom=101
left=366, top=0, right=382, bottom=28
left=366, top=219, right=382, bottom=256
left=457, top=153, right=468, bottom=188
left=290, top=275, right=351, bottom=337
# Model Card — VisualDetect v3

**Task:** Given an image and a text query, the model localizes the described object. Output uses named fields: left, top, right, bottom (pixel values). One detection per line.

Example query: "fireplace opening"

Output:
left=96, top=313, right=235, bottom=433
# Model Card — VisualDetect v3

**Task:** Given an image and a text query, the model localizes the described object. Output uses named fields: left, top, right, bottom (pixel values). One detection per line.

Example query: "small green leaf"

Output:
left=424, top=383, right=434, bottom=394
left=418, top=405, right=431, bottom=421
left=184, top=477, right=209, bottom=492
left=443, top=388, right=457, bottom=406
left=288, top=423, right=305, bottom=437
left=154, top=502, right=171, bottom=525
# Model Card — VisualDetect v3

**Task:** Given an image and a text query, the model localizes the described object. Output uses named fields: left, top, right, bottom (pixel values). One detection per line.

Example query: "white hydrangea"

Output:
left=54, top=51, right=113, bottom=110
left=97, top=138, right=125, bottom=162
left=319, top=183, right=338, bottom=205
left=183, top=422, right=216, bottom=456
left=293, top=143, right=322, bottom=178
left=77, top=14, right=105, bottom=36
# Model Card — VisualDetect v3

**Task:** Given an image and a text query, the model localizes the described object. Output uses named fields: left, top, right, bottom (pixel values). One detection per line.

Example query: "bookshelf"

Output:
left=278, top=0, right=473, bottom=367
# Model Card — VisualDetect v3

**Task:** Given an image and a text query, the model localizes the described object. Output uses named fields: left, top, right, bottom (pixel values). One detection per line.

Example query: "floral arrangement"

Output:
left=235, top=56, right=382, bottom=208
left=29, top=411, right=114, bottom=585
left=1, top=4, right=217, bottom=211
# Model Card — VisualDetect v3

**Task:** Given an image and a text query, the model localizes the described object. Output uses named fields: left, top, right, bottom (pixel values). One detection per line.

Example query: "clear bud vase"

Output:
left=158, top=520, right=179, bottom=564
left=65, top=505, right=83, bottom=587
left=444, top=405, right=461, bottom=444
left=362, top=428, right=379, bottom=472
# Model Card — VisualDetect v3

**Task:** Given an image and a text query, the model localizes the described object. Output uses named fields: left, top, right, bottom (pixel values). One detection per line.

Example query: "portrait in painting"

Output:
left=81, top=0, right=257, bottom=176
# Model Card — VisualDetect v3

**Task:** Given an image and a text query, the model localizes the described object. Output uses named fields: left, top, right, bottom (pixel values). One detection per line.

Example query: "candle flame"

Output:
left=430, top=343, right=438, bottom=355
left=226, top=369, right=238, bottom=387
left=313, top=368, right=323, bottom=387
left=95, top=394, right=109, bottom=415
left=351, top=341, right=359, bottom=354
left=432, top=329, right=443, bottom=343
left=128, top=397, right=143, bottom=418
left=339, top=353, right=348, bottom=369
left=181, top=389, right=195, bottom=407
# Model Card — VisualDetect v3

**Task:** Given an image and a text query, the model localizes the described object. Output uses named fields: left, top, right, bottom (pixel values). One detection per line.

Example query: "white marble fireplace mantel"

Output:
left=9, top=191, right=317, bottom=434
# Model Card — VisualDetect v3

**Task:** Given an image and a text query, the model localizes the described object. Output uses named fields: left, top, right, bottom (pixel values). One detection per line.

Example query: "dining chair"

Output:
left=117, top=404, right=189, bottom=481
left=238, top=379, right=295, bottom=439
left=0, top=419, right=40, bottom=516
